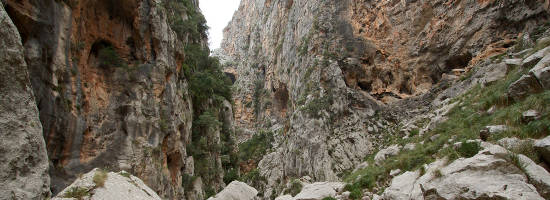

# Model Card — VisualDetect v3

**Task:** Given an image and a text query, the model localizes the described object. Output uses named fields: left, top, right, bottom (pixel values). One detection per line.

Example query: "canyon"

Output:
left=1, top=0, right=550, bottom=200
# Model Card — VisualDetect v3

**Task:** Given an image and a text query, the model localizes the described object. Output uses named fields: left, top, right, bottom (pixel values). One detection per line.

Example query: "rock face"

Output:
left=52, top=168, right=161, bottom=200
left=207, top=181, right=258, bottom=200
left=3, top=0, right=227, bottom=199
left=382, top=144, right=546, bottom=200
left=220, top=0, right=549, bottom=197
left=0, top=1, right=50, bottom=199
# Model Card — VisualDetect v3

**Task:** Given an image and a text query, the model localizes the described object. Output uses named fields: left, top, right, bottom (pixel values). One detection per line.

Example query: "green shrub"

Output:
left=98, top=47, right=127, bottom=68
left=195, top=111, right=222, bottom=132
left=433, top=169, right=443, bottom=178
left=284, top=180, right=303, bottom=196
left=302, top=94, right=333, bottom=118
left=238, top=130, right=274, bottom=162
left=223, top=168, right=239, bottom=184
left=409, top=129, right=419, bottom=137
left=64, top=187, right=89, bottom=200
left=457, top=141, right=481, bottom=158
left=164, top=0, right=207, bottom=42
left=184, top=44, right=232, bottom=109
left=239, top=169, right=267, bottom=186
left=349, top=188, right=363, bottom=199
left=508, top=153, right=527, bottom=172
left=205, top=186, right=216, bottom=198
left=182, top=173, right=196, bottom=191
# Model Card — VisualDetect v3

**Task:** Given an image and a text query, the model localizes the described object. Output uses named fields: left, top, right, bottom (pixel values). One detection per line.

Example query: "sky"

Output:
left=199, top=0, right=241, bottom=50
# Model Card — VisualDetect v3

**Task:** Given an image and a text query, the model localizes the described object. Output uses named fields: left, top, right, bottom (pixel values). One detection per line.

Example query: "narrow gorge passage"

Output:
left=1, top=0, right=550, bottom=200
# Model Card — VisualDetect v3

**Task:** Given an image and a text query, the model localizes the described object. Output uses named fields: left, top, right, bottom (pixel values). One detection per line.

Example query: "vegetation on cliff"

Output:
left=164, top=0, right=207, bottom=43
left=342, top=40, right=550, bottom=198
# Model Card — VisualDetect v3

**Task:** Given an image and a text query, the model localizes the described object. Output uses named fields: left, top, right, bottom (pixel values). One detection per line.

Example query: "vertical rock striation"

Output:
left=0, top=1, right=50, bottom=199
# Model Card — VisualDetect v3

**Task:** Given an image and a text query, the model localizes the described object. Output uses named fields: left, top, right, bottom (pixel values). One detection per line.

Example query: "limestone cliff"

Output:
left=0, top=1, right=50, bottom=199
left=2, top=0, right=232, bottom=199
left=220, top=0, right=549, bottom=198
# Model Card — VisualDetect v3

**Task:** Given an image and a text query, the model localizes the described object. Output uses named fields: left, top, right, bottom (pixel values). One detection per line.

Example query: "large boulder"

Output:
left=530, top=54, right=550, bottom=89
left=382, top=144, right=546, bottom=200
left=52, top=168, right=161, bottom=200
left=522, top=46, right=550, bottom=68
left=293, top=182, right=345, bottom=200
left=480, top=63, right=509, bottom=86
left=518, top=154, right=550, bottom=198
left=497, top=137, right=534, bottom=150
left=535, top=136, right=550, bottom=165
left=275, top=182, right=345, bottom=200
left=507, top=74, right=543, bottom=101
left=0, top=1, right=50, bottom=199
left=207, top=181, right=258, bottom=200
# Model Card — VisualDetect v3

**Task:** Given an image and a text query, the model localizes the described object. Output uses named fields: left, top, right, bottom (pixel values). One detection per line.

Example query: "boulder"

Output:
left=374, top=144, right=402, bottom=165
left=0, top=2, right=50, bottom=199
left=522, top=46, right=550, bottom=68
left=207, top=181, right=258, bottom=200
left=480, top=63, right=509, bottom=86
left=390, top=169, right=402, bottom=177
left=522, top=110, right=541, bottom=123
left=480, top=125, right=508, bottom=141
left=293, top=182, right=345, bottom=200
left=497, top=137, right=533, bottom=150
left=383, top=144, right=546, bottom=200
left=352, top=162, right=369, bottom=173
left=535, top=136, right=550, bottom=165
left=518, top=154, right=550, bottom=199
left=52, top=168, right=161, bottom=200
left=486, top=105, right=497, bottom=114
left=507, top=74, right=543, bottom=101
left=404, top=143, right=416, bottom=151
left=421, top=153, right=543, bottom=200
left=430, top=134, right=441, bottom=142
left=504, top=58, right=522, bottom=66
left=530, top=54, right=550, bottom=89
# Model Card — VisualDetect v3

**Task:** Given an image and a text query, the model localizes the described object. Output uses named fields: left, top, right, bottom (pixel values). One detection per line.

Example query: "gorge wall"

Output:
left=0, top=2, right=50, bottom=199
left=220, top=0, right=550, bottom=198
left=1, top=0, right=233, bottom=199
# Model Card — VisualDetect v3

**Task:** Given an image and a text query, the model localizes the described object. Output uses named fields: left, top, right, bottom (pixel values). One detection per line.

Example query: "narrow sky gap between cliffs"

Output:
left=199, top=0, right=241, bottom=49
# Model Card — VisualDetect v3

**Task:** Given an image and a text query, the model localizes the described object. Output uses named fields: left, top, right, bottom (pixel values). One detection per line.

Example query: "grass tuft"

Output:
left=284, top=179, right=303, bottom=197
left=508, top=153, right=527, bottom=173
left=64, top=187, right=89, bottom=200
left=93, top=169, right=108, bottom=187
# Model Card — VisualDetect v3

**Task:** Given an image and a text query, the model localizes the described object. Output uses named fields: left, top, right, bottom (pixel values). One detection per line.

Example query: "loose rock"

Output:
left=52, top=169, right=161, bottom=200
left=207, top=181, right=258, bottom=200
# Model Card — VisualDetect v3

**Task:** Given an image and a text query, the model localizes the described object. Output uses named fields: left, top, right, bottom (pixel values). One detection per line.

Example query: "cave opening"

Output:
left=358, top=80, right=372, bottom=92
left=444, top=52, right=472, bottom=71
